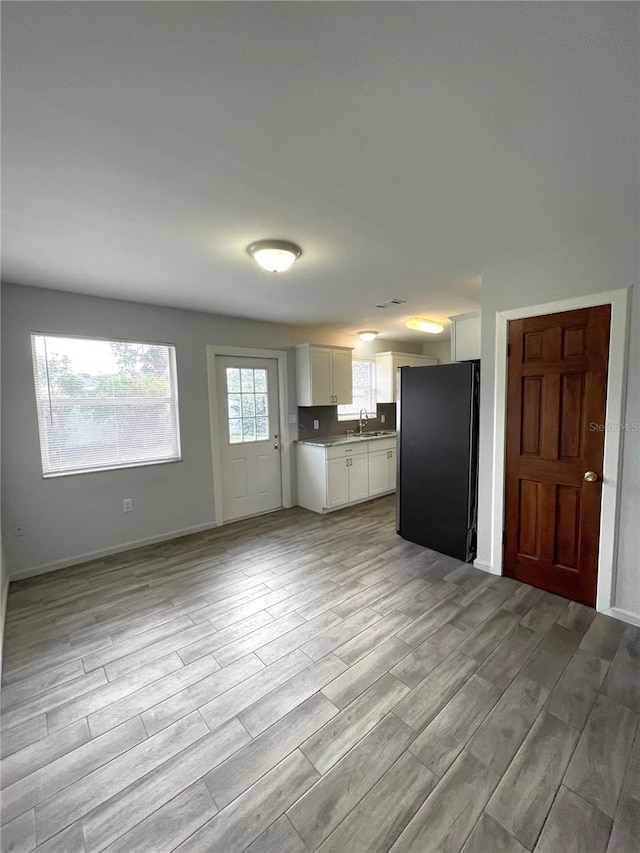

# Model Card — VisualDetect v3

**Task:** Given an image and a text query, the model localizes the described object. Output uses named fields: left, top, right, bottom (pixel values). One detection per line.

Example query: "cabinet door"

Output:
left=387, top=448, right=397, bottom=492
left=326, top=457, right=349, bottom=507
left=374, top=353, right=394, bottom=404
left=348, top=453, right=369, bottom=502
left=451, top=313, right=481, bottom=361
left=332, top=348, right=353, bottom=404
left=368, top=448, right=391, bottom=496
left=309, top=347, right=333, bottom=405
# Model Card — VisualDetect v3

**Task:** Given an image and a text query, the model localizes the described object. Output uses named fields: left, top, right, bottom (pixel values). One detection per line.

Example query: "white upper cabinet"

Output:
left=330, top=347, right=353, bottom=404
left=449, top=312, right=481, bottom=362
left=296, top=344, right=353, bottom=406
left=375, top=351, right=438, bottom=403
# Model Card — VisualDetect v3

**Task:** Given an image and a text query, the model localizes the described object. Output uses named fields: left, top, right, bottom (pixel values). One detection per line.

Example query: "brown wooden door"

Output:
left=504, top=305, right=610, bottom=606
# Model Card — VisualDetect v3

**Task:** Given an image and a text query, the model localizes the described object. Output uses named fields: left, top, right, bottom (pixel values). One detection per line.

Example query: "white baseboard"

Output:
left=9, top=521, right=220, bottom=582
left=602, top=607, right=640, bottom=628
left=469, top=566, right=640, bottom=627
left=473, top=558, right=499, bottom=575
left=0, top=569, right=9, bottom=668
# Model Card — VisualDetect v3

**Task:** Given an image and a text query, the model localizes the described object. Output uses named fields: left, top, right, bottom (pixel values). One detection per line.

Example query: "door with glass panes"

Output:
left=216, top=356, right=282, bottom=521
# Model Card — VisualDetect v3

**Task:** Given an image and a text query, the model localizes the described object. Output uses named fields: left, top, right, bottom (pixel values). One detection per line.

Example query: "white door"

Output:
left=216, top=356, right=282, bottom=522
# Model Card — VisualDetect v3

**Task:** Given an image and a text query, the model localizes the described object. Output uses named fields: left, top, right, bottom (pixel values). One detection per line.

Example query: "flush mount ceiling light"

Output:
left=405, top=317, right=445, bottom=334
left=247, top=239, right=302, bottom=273
left=356, top=330, right=379, bottom=342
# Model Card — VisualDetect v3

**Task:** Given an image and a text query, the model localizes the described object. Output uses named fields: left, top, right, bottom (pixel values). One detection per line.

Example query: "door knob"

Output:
left=584, top=471, right=598, bottom=482
left=274, top=443, right=281, bottom=450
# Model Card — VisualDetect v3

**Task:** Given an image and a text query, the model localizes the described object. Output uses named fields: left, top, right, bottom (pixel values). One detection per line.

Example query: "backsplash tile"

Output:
left=297, top=402, right=396, bottom=439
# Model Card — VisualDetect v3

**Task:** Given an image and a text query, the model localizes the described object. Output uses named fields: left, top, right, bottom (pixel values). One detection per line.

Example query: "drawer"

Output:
left=367, top=438, right=395, bottom=453
left=326, top=442, right=368, bottom=460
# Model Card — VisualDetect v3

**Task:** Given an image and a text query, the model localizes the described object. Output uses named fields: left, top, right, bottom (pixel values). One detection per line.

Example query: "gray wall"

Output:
left=476, top=225, right=639, bottom=620
left=0, top=283, right=418, bottom=577
left=423, top=340, right=451, bottom=364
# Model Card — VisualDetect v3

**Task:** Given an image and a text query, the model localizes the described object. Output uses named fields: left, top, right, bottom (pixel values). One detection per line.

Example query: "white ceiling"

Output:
left=2, top=2, right=637, bottom=342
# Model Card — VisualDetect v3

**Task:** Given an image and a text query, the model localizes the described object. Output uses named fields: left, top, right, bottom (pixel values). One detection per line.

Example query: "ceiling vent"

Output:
left=375, top=298, right=406, bottom=309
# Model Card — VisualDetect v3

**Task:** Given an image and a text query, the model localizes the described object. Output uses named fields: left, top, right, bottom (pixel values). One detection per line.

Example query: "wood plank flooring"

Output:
left=1, top=495, right=638, bottom=853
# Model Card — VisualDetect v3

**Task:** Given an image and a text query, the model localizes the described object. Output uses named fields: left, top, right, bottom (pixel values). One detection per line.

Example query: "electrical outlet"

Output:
left=381, top=414, right=386, bottom=423
left=122, top=498, right=133, bottom=513
left=313, top=420, right=320, bottom=430
left=13, top=522, right=25, bottom=537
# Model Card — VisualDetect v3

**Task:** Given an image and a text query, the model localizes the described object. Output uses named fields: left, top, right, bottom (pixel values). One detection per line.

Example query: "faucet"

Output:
left=358, top=409, right=369, bottom=436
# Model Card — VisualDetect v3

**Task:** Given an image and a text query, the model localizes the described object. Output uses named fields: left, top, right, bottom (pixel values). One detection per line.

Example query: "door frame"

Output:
left=207, top=345, right=292, bottom=526
left=477, top=287, right=631, bottom=616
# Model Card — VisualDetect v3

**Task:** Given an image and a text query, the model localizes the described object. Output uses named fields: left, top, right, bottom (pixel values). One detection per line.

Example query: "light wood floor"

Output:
left=1, top=495, right=638, bottom=853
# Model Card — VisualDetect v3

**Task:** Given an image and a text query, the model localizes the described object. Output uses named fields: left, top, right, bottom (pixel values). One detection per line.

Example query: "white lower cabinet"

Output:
left=368, top=442, right=396, bottom=497
left=326, top=453, right=368, bottom=507
left=297, top=437, right=395, bottom=513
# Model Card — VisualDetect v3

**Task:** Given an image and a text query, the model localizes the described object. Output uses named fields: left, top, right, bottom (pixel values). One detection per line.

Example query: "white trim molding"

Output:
left=472, top=559, right=494, bottom=575
left=483, top=287, right=631, bottom=615
left=206, top=345, right=292, bottom=527
left=603, top=607, right=640, bottom=629
left=0, top=567, right=9, bottom=667
left=8, top=520, right=221, bottom=582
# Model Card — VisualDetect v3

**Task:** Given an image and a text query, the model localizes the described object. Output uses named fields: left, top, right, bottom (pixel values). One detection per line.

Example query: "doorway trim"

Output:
left=207, top=345, right=292, bottom=526
left=477, top=287, right=631, bottom=615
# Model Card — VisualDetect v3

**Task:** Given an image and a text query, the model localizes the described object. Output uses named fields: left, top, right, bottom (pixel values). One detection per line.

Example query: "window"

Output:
left=337, top=358, right=377, bottom=420
left=31, top=334, right=181, bottom=476
left=225, top=367, right=270, bottom=444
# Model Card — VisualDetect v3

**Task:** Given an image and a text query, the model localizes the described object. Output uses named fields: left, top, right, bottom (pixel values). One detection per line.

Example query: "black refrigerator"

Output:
left=396, top=361, right=480, bottom=562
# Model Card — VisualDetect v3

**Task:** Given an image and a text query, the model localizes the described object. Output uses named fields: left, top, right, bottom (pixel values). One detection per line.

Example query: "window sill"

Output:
left=42, top=457, right=182, bottom=478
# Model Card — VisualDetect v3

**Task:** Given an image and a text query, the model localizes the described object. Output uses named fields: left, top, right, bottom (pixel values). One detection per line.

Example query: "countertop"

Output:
left=296, top=431, right=397, bottom=448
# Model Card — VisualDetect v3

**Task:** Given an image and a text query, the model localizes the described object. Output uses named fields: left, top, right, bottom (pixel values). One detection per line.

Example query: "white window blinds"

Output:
left=31, top=334, right=181, bottom=476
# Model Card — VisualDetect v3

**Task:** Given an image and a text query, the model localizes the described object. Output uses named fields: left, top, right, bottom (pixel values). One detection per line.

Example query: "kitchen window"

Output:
left=337, top=358, right=377, bottom=420
left=31, top=334, right=181, bottom=476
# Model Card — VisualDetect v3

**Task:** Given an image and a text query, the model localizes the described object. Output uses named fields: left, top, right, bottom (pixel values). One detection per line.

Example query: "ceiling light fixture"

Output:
left=405, top=317, right=444, bottom=334
left=357, top=330, right=379, bottom=342
left=247, top=239, right=302, bottom=273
